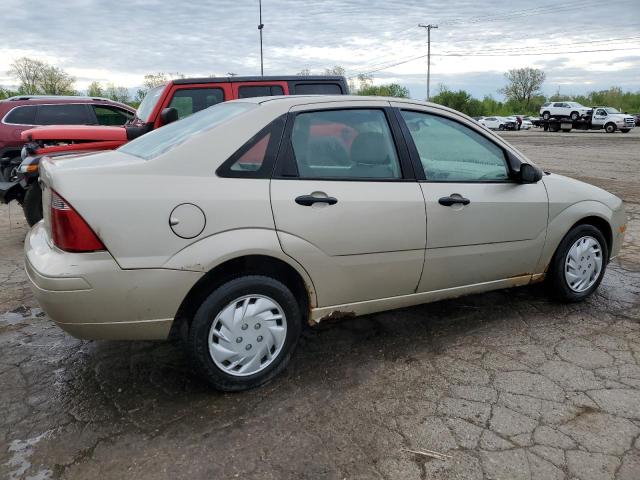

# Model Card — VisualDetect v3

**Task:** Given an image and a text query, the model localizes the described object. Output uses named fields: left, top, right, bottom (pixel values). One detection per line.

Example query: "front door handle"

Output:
left=438, top=195, right=470, bottom=207
left=295, top=195, right=338, bottom=206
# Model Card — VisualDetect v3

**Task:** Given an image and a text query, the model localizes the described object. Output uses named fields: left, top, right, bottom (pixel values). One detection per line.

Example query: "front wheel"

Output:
left=570, top=111, right=579, bottom=120
left=498, top=124, right=505, bottom=131
left=542, top=111, right=551, bottom=120
left=605, top=123, right=616, bottom=133
left=22, top=183, right=43, bottom=227
left=547, top=225, right=608, bottom=302
left=187, top=275, right=302, bottom=391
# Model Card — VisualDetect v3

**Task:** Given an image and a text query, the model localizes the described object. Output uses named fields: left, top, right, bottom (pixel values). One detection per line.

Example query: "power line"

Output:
left=348, top=46, right=640, bottom=78
left=349, top=34, right=640, bottom=75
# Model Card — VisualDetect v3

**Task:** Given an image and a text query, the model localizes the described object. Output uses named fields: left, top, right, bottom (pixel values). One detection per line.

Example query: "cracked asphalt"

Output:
left=1, top=129, right=640, bottom=479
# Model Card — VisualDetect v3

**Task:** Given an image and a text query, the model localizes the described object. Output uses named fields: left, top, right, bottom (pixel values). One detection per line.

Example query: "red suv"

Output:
left=0, top=95, right=135, bottom=181
left=1, top=76, right=349, bottom=225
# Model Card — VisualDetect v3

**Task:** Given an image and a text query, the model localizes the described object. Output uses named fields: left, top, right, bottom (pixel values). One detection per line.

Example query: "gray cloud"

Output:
left=1, top=0, right=639, bottom=98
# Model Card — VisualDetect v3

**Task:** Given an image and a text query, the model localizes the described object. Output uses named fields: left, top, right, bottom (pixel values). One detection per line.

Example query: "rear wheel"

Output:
left=570, top=111, right=579, bottom=120
left=498, top=124, right=505, bottom=131
left=187, top=275, right=302, bottom=391
left=542, top=111, right=550, bottom=120
left=22, top=183, right=43, bottom=227
left=605, top=123, right=616, bottom=133
left=547, top=225, right=608, bottom=302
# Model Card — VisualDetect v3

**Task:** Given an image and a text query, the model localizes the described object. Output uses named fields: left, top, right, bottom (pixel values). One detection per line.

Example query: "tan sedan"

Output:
left=26, top=96, right=626, bottom=390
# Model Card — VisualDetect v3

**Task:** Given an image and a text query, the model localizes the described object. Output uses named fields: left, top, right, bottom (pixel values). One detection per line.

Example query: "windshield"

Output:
left=119, top=102, right=256, bottom=160
left=135, top=85, right=165, bottom=123
left=604, top=107, right=620, bottom=114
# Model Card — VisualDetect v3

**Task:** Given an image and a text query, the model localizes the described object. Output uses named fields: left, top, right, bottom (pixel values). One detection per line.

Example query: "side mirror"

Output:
left=519, top=163, right=543, bottom=184
left=160, top=107, right=179, bottom=125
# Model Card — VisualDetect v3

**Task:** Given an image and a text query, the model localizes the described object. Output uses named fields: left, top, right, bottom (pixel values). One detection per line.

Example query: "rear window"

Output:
left=119, top=102, right=255, bottom=160
left=238, top=85, right=284, bottom=98
left=294, top=83, right=342, bottom=95
left=4, top=105, right=37, bottom=124
left=35, top=104, right=90, bottom=125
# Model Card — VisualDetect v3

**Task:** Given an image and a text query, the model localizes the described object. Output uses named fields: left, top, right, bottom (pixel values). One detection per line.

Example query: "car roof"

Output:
left=171, top=75, right=346, bottom=85
left=230, top=94, right=456, bottom=111
left=0, top=96, right=135, bottom=112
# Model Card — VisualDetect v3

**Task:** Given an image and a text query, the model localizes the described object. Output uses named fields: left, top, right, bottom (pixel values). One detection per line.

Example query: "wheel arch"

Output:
left=169, top=254, right=314, bottom=344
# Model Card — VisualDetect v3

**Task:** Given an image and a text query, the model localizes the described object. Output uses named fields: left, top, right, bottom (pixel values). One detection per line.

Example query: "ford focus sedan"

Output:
left=26, top=95, right=626, bottom=391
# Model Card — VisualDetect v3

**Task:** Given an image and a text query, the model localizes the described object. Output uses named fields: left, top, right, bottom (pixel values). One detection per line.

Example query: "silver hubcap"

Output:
left=564, top=236, right=603, bottom=293
left=208, top=295, right=287, bottom=377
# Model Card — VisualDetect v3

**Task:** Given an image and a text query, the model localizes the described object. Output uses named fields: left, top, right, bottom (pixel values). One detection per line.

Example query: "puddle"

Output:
left=5, top=431, right=52, bottom=480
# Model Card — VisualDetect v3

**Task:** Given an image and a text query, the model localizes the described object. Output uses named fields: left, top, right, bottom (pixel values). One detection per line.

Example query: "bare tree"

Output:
left=143, top=72, right=184, bottom=90
left=39, top=65, right=75, bottom=95
left=8, top=57, right=46, bottom=94
left=498, top=68, right=545, bottom=108
left=296, top=68, right=311, bottom=76
left=324, top=66, right=346, bottom=77
left=104, top=83, right=130, bottom=103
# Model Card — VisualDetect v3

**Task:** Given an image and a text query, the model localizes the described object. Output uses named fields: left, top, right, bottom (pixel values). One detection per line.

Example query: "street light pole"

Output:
left=418, top=24, right=438, bottom=101
left=258, top=0, right=264, bottom=76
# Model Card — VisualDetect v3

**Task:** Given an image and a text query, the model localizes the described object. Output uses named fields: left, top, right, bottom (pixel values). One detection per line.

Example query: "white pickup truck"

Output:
left=539, top=106, right=635, bottom=133
left=591, top=107, right=635, bottom=133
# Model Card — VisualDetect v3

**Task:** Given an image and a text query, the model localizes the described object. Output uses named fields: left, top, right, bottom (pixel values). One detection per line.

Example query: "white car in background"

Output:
left=482, top=116, right=507, bottom=130
left=540, top=101, right=592, bottom=120
left=521, top=119, right=533, bottom=130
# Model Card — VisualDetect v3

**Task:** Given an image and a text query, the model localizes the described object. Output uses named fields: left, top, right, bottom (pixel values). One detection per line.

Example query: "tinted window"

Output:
left=230, top=132, right=271, bottom=172
left=168, top=88, right=225, bottom=119
left=553, top=103, right=564, bottom=107
left=238, top=85, right=284, bottom=98
left=596, top=109, right=607, bottom=116
left=290, top=109, right=400, bottom=179
left=93, top=106, right=133, bottom=126
left=119, top=102, right=254, bottom=160
left=294, top=83, right=342, bottom=95
left=35, top=104, right=90, bottom=125
left=401, top=110, right=509, bottom=182
left=5, top=105, right=37, bottom=124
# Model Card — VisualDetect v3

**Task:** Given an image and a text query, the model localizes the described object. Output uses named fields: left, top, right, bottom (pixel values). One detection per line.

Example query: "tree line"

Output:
left=3, top=58, right=639, bottom=116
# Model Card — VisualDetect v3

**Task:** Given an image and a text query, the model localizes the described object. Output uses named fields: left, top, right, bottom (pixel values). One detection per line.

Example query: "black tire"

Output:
left=187, top=275, right=302, bottom=391
left=570, top=111, right=579, bottom=120
left=549, top=124, right=560, bottom=132
left=22, top=183, right=43, bottom=227
left=620, top=129, right=630, bottom=133
left=498, top=124, right=505, bottom=131
left=605, top=123, right=616, bottom=133
left=542, top=111, right=551, bottom=120
left=562, top=128, right=571, bottom=133
left=547, top=224, right=609, bottom=302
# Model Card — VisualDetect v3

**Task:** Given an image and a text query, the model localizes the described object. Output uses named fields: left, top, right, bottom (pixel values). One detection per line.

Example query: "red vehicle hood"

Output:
left=21, top=125, right=128, bottom=142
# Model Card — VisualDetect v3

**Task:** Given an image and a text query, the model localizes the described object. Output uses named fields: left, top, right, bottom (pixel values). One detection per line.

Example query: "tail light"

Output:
left=51, top=191, right=105, bottom=252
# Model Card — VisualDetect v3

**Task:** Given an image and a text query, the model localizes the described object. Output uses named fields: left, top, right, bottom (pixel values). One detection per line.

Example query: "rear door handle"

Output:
left=438, top=196, right=470, bottom=207
left=295, top=195, right=338, bottom=206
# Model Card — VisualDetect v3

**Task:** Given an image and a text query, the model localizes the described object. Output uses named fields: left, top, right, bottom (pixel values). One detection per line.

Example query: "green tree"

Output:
left=358, top=83, right=409, bottom=98
left=87, top=81, right=104, bottom=97
left=498, top=67, right=545, bottom=109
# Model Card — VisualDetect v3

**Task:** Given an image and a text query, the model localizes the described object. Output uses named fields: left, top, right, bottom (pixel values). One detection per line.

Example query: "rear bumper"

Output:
left=25, top=222, right=203, bottom=340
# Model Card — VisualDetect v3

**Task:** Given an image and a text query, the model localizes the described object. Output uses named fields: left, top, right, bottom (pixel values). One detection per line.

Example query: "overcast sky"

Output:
left=1, top=0, right=639, bottom=99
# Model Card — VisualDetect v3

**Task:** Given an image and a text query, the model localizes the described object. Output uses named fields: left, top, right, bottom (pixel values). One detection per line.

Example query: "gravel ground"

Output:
left=1, top=128, right=639, bottom=480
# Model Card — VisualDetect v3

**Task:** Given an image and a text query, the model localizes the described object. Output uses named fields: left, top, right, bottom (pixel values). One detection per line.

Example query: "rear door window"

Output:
left=294, top=83, right=342, bottom=95
left=237, top=85, right=284, bottom=98
left=168, top=88, right=225, bottom=119
left=288, top=109, right=401, bottom=179
left=35, top=104, right=91, bottom=125
left=93, top=105, right=134, bottom=125
left=4, top=105, right=37, bottom=124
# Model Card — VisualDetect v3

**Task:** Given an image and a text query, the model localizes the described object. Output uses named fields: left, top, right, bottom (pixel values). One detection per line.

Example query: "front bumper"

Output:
left=25, top=222, right=202, bottom=340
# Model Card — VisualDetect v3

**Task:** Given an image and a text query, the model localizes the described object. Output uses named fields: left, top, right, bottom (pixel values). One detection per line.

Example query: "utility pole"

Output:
left=258, top=0, right=264, bottom=76
left=418, top=24, right=438, bottom=101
